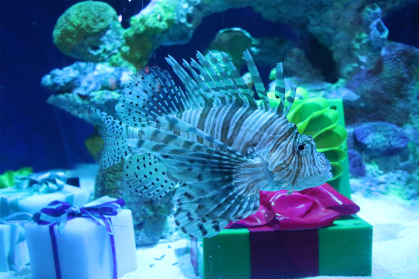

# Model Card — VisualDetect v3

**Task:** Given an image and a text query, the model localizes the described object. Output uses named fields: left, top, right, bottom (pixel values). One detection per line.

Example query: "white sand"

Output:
left=2, top=165, right=419, bottom=278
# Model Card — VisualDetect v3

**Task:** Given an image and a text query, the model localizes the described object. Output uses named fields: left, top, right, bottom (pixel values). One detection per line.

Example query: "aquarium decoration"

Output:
left=53, top=1, right=125, bottom=64
left=191, top=214, right=372, bottom=278
left=354, top=121, right=409, bottom=158
left=42, top=62, right=132, bottom=127
left=0, top=172, right=89, bottom=218
left=227, top=183, right=359, bottom=230
left=25, top=196, right=137, bottom=279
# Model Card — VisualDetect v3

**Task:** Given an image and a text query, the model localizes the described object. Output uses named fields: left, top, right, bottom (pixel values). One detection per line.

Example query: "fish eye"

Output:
left=298, top=144, right=305, bottom=151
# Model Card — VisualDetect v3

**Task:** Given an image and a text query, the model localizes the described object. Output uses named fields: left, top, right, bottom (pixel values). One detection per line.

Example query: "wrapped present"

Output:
left=25, top=196, right=137, bottom=279
left=190, top=183, right=372, bottom=278
left=0, top=172, right=89, bottom=218
left=0, top=212, right=32, bottom=272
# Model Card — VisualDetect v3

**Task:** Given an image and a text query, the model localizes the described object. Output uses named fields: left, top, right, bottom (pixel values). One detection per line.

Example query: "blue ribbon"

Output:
left=0, top=212, right=33, bottom=271
left=14, top=172, right=67, bottom=193
left=33, top=196, right=126, bottom=279
left=1, top=172, right=73, bottom=217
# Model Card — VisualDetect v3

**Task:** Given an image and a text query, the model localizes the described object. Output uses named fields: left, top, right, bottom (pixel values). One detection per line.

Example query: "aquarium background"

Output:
left=0, top=0, right=418, bottom=173
left=1, top=1, right=419, bottom=278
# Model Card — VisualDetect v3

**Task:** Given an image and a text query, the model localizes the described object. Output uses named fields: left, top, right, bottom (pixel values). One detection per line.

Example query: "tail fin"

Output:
left=89, top=107, right=129, bottom=168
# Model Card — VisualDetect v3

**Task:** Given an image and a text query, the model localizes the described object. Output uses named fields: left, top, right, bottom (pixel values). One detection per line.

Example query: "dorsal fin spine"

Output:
left=284, top=84, right=297, bottom=116
left=242, top=50, right=269, bottom=106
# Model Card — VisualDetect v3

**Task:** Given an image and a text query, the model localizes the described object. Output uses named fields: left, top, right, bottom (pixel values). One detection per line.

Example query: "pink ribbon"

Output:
left=227, top=183, right=359, bottom=230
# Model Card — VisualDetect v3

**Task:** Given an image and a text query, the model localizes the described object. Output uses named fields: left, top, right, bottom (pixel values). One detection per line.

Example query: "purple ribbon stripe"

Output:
left=33, top=197, right=126, bottom=279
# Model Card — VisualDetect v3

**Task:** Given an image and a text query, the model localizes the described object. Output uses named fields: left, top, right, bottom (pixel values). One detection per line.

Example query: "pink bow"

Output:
left=227, top=183, right=360, bottom=230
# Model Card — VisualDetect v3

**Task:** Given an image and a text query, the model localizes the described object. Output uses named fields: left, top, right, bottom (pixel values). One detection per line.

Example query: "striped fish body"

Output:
left=91, top=50, right=332, bottom=238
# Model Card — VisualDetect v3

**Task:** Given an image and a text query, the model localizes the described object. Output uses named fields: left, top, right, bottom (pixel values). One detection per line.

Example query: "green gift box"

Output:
left=191, top=215, right=372, bottom=278
left=190, top=100, right=373, bottom=278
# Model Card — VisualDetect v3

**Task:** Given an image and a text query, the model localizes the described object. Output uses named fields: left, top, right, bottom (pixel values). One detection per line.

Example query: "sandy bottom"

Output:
left=1, top=164, right=419, bottom=279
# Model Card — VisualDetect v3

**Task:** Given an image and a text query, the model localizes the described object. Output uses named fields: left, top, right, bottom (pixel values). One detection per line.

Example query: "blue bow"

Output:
left=0, top=212, right=32, bottom=271
left=33, top=196, right=126, bottom=279
left=14, top=172, right=67, bottom=193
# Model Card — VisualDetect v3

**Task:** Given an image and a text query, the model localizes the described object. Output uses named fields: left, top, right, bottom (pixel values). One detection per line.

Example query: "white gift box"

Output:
left=0, top=185, right=89, bottom=218
left=0, top=222, right=30, bottom=272
left=25, top=208, right=137, bottom=279
left=16, top=185, right=89, bottom=215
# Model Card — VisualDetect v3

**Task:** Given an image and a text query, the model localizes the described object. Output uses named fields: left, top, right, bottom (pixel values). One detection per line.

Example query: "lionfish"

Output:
left=91, top=50, right=332, bottom=238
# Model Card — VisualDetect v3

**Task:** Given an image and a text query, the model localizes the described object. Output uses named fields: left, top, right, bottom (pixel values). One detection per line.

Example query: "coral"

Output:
left=120, top=32, right=154, bottom=69
left=94, top=160, right=175, bottom=246
left=41, top=62, right=132, bottom=95
left=207, top=28, right=321, bottom=80
left=354, top=122, right=409, bottom=158
left=47, top=90, right=119, bottom=126
left=52, top=0, right=417, bottom=77
left=53, top=1, right=124, bottom=62
left=42, top=62, right=133, bottom=125
left=207, top=28, right=256, bottom=71
left=345, top=42, right=419, bottom=126
left=128, top=0, right=177, bottom=36
left=121, top=0, right=180, bottom=68
left=348, top=149, right=366, bottom=177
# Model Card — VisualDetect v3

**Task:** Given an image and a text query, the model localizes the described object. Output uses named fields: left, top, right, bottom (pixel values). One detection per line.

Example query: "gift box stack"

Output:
left=0, top=171, right=89, bottom=272
left=1, top=170, right=138, bottom=279
left=190, top=99, right=373, bottom=279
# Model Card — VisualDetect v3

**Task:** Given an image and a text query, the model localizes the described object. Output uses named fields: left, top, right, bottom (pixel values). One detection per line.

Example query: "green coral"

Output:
left=108, top=52, right=136, bottom=72
left=128, top=1, right=177, bottom=36
left=121, top=32, right=154, bottom=69
left=121, top=0, right=178, bottom=69
left=53, top=1, right=117, bottom=54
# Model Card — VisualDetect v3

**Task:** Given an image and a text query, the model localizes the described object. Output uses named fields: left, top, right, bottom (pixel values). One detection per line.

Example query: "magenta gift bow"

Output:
left=227, top=183, right=360, bottom=230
